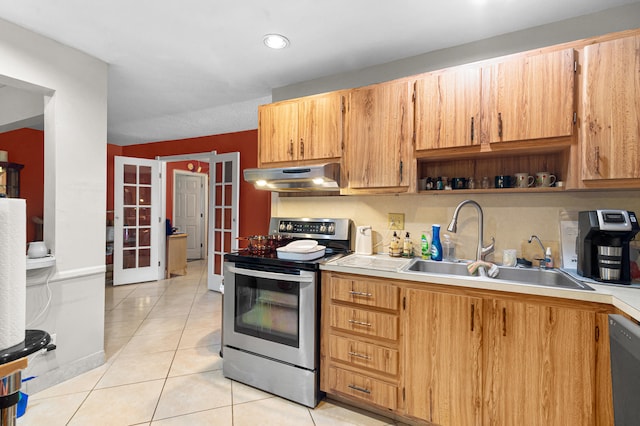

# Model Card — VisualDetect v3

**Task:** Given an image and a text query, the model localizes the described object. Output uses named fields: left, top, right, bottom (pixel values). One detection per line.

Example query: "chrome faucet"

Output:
left=528, top=235, right=546, bottom=267
left=447, top=200, right=495, bottom=262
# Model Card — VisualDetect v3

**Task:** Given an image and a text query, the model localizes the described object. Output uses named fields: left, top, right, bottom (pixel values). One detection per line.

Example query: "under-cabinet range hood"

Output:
left=243, top=163, right=340, bottom=192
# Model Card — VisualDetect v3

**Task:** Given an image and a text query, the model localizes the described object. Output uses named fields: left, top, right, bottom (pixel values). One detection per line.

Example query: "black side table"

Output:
left=0, top=330, right=51, bottom=426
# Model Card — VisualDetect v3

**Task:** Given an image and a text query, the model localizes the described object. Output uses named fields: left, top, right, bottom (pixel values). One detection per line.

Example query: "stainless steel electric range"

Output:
left=222, top=217, right=351, bottom=408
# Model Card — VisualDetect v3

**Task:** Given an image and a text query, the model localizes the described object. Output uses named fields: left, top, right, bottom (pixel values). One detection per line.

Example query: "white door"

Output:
left=208, top=152, right=240, bottom=291
left=174, top=171, right=206, bottom=260
left=113, top=156, right=162, bottom=286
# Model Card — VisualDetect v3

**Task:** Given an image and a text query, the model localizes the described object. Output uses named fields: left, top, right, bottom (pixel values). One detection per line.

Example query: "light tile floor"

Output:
left=18, top=260, right=403, bottom=425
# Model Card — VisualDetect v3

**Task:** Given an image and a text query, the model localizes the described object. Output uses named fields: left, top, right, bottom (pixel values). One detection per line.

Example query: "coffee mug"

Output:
left=514, top=173, right=534, bottom=188
left=535, top=172, right=556, bottom=187
left=495, top=175, right=512, bottom=189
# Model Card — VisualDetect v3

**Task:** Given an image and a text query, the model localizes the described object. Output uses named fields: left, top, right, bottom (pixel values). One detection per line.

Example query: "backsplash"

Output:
left=272, top=191, right=640, bottom=265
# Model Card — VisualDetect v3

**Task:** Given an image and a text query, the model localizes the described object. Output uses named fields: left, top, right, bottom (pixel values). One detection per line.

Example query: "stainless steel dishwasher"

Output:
left=608, top=314, right=640, bottom=425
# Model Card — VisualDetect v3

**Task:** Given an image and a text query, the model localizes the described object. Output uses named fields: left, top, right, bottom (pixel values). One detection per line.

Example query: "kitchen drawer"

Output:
left=328, top=366, right=398, bottom=410
left=329, top=334, right=399, bottom=376
left=330, top=305, right=399, bottom=340
left=331, top=277, right=399, bottom=310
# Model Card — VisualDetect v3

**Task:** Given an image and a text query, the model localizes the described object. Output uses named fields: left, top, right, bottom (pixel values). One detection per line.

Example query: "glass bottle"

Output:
left=468, top=177, right=476, bottom=190
left=481, top=176, right=490, bottom=189
left=430, top=224, right=443, bottom=261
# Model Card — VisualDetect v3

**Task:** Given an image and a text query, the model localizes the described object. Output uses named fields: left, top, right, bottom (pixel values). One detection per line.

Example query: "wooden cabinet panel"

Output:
left=483, top=298, right=596, bottom=426
left=330, top=305, right=399, bottom=341
left=258, top=101, right=298, bottom=164
left=258, top=92, right=343, bottom=166
left=330, top=276, right=400, bottom=310
left=581, top=35, right=640, bottom=181
left=484, top=48, right=576, bottom=144
left=404, top=288, right=483, bottom=426
left=298, top=92, right=343, bottom=161
left=328, top=366, right=398, bottom=410
left=345, top=79, right=413, bottom=189
left=329, top=335, right=399, bottom=376
left=415, top=66, right=482, bottom=151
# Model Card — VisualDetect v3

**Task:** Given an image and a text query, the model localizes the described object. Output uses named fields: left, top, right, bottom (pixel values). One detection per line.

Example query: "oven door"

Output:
left=223, top=261, right=318, bottom=370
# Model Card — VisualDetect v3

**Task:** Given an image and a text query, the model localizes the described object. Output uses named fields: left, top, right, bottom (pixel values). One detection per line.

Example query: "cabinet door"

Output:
left=415, top=66, right=481, bottom=151
left=345, top=80, right=413, bottom=189
left=581, top=35, right=640, bottom=181
left=258, top=101, right=298, bottom=165
left=483, top=299, right=596, bottom=426
left=298, top=92, right=343, bottom=162
left=484, top=48, right=575, bottom=143
left=404, top=288, right=482, bottom=425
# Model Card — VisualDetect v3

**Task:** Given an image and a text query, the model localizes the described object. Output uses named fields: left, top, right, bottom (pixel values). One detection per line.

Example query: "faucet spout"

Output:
left=447, top=199, right=494, bottom=262
left=528, top=235, right=547, bottom=267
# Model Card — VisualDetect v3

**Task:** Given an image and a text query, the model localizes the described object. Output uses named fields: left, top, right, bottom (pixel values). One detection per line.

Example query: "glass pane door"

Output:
left=114, top=157, right=161, bottom=285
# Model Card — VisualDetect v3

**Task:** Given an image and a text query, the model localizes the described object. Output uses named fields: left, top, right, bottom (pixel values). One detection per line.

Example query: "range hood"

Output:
left=244, top=163, right=340, bottom=192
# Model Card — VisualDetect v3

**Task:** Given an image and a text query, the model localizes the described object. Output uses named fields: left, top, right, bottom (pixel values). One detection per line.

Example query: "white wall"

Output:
left=0, top=85, right=43, bottom=130
left=273, top=2, right=640, bottom=101
left=0, top=17, right=108, bottom=392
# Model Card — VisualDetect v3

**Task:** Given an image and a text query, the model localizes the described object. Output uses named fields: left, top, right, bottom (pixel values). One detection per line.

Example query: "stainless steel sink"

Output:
left=401, top=259, right=594, bottom=291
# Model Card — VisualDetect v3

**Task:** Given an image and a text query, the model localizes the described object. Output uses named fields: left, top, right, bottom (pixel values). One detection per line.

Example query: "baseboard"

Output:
left=22, top=350, right=105, bottom=395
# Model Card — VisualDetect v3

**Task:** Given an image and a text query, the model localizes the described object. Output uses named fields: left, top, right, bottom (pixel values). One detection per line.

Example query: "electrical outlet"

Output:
left=388, top=213, right=405, bottom=230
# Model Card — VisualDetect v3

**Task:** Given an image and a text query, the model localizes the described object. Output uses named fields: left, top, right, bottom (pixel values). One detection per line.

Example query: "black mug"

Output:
left=495, top=175, right=512, bottom=189
left=451, top=177, right=467, bottom=190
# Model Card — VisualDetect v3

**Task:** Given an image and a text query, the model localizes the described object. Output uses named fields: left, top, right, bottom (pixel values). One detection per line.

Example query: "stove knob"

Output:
left=279, top=223, right=286, bottom=231
left=286, top=223, right=293, bottom=232
left=327, top=224, right=335, bottom=234
left=320, top=224, right=327, bottom=233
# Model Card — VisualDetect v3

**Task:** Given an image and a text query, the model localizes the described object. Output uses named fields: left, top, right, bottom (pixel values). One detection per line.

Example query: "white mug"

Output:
left=514, top=173, right=534, bottom=188
left=535, top=172, right=556, bottom=187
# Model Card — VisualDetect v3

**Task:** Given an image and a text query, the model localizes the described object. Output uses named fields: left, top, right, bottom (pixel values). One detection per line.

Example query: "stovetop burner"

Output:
left=225, top=217, right=352, bottom=270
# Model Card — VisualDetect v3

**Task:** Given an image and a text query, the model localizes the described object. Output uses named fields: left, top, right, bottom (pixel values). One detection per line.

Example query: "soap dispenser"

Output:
left=403, top=232, right=413, bottom=257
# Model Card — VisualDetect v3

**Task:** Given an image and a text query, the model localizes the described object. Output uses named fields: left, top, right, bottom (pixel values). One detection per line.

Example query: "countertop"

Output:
left=321, top=254, right=640, bottom=322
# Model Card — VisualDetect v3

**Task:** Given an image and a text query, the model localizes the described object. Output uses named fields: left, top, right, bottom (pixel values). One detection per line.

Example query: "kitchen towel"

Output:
left=0, top=198, right=26, bottom=351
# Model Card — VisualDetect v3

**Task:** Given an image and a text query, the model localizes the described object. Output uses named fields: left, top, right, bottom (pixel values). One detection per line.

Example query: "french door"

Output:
left=208, top=152, right=240, bottom=291
left=113, top=157, right=162, bottom=285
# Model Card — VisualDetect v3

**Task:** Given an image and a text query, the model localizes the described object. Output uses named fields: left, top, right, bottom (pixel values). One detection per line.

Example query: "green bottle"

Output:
left=421, top=233, right=430, bottom=259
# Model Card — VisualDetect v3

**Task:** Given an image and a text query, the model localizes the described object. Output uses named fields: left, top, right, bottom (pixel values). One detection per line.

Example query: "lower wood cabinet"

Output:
left=320, top=271, right=615, bottom=426
left=482, top=298, right=597, bottom=426
left=404, top=288, right=483, bottom=425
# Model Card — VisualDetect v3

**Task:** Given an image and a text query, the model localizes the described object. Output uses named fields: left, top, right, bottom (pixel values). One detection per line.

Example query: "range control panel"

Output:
left=269, top=217, right=351, bottom=241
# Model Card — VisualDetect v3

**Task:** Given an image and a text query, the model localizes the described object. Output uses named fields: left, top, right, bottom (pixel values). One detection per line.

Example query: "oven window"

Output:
left=234, top=275, right=300, bottom=348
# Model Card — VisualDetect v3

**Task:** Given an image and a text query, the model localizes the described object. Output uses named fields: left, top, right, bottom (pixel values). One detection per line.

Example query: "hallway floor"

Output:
left=18, top=260, right=402, bottom=425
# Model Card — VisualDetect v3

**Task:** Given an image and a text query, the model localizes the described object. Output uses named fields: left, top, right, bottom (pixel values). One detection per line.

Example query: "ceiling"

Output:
left=0, top=0, right=637, bottom=146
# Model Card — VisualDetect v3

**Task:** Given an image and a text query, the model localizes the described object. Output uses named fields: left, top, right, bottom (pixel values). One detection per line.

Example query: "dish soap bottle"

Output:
left=544, top=247, right=554, bottom=269
left=403, top=232, right=412, bottom=257
left=431, top=224, right=443, bottom=261
left=390, top=231, right=401, bottom=257
left=421, top=233, right=430, bottom=259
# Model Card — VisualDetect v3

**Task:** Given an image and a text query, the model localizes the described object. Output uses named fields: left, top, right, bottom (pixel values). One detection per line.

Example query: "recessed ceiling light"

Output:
left=263, top=34, right=290, bottom=49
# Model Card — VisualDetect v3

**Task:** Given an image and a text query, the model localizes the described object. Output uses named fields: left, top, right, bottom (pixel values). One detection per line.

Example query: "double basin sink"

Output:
left=401, top=258, right=594, bottom=291
left=333, top=254, right=594, bottom=291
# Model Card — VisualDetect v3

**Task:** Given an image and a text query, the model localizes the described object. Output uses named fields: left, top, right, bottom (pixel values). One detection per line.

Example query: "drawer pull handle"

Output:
left=348, top=291, right=372, bottom=297
left=348, top=351, right=371, bottom=360
left=348, top=319, right=372, bottom=327
left=348, top=384, right=371, bottom=394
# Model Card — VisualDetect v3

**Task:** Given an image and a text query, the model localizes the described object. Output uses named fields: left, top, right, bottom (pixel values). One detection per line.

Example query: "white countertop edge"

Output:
left=321, top=260, right=640, bottom=322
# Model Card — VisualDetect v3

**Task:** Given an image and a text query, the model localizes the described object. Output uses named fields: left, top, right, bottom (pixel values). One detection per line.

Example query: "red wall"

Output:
left=107, top=129, right=270, bottom=238
left=0, top=128, right=44, bottom=243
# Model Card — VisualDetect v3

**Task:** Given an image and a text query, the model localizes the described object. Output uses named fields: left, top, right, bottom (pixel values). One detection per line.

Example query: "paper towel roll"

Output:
left=0, top=198, right=26, bottom=351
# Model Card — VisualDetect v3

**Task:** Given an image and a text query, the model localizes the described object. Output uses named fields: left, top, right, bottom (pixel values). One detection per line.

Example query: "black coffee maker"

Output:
left=577, top=210, right=639, bottom=283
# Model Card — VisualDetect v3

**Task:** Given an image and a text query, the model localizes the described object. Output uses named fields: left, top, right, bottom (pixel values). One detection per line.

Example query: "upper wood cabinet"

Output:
left=581, top=35, right=640, bottom=182
left=344, top=79, right=414, bottom=190
left=258, top=91, right=344, bottom=166
left=404, top=288, right=482, bottom=425
left=483, top=298, right=597, bottom=426
left=483, top=48, right=576, bottom=144
left=415, top=65, right=482, bottom=151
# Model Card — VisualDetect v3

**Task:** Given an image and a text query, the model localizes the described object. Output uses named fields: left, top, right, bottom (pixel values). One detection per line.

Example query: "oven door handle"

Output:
left=226, top=265, right=315, bottom=283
